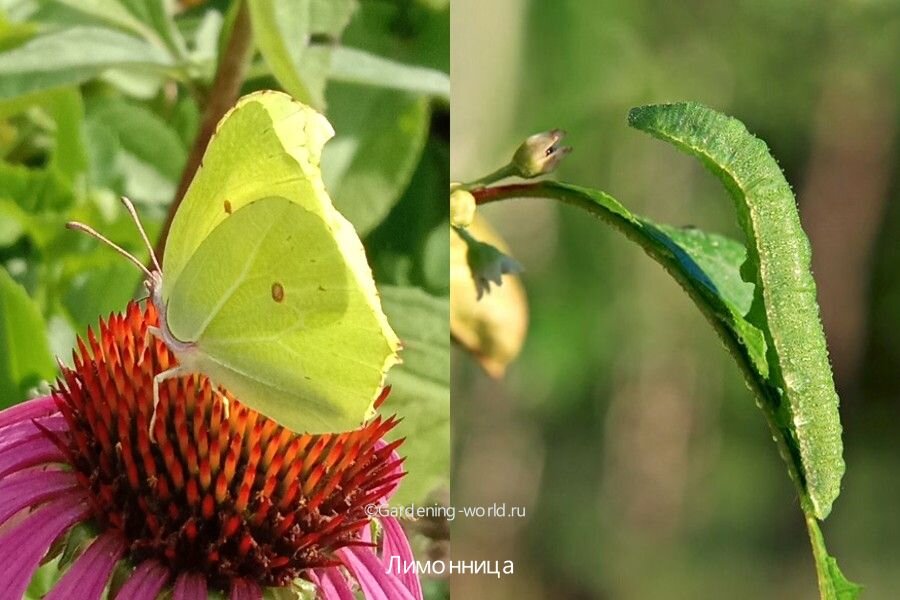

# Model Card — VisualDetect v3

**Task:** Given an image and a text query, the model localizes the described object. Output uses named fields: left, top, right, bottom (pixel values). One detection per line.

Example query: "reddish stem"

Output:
left=470, top=182, right=540, bottom=205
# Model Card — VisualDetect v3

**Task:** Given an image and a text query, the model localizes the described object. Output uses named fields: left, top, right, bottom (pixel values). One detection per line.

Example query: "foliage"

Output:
left=0, top=1, right=448, bottom=595
left=457, top=104, right=858, bottom=598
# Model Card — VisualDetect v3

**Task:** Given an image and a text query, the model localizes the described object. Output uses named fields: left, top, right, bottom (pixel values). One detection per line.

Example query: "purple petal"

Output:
left=230, top=578, right=262, bottom=600
left=309, top=568, right=355, bottom=600
left=0, top=395, right=59, bottom=430
left=0, top=414, right=67, bottom=451
left=337, top=546, right=415, bottom=600
left=379, top=517, right=422, bottom=600
left=115, top=560, right=170, bottom=600
left=0, top=468, right=79, bottom=527
left=0, top=492, right=87, bottom=599
left=46, top=532, right=125, bottom=600
left=173, top=571, right=208, bottom=600
left=0, top=432, right=66, bottom=478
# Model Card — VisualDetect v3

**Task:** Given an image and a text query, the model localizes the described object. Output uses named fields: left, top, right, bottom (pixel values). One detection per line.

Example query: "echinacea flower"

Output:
left=0, top=301, right=422, bottom=600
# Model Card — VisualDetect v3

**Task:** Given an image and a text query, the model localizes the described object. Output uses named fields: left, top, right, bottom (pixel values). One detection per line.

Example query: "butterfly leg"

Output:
left=215, top=391, right=231, bottom=420
left=150, top=366, right=188, bottom=442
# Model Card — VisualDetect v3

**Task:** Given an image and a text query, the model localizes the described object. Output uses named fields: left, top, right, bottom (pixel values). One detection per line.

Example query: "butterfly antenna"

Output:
left=66, top=221, right=154, bottom=280
left=120, top=196, right=162, bottom=273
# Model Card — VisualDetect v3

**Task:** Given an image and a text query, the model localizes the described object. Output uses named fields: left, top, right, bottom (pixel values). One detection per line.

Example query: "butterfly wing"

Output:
left=164, top=196, right=399, bottom=434
left=162, top=90, right=339, bottom=296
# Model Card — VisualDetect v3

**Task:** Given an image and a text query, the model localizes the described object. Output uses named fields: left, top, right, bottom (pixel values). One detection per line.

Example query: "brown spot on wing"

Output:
left=271, top=282, right=285, bottom=303
left=224, top=200, right=233, bottom=214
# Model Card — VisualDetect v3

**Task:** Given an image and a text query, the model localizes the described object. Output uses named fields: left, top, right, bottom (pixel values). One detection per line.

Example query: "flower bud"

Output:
left=450, top=188, right=476, bottom=228
left=512, top=129, right=572, bottom=178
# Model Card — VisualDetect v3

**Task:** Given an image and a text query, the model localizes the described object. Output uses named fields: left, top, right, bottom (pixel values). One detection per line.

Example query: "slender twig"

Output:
left=471, top=182, right=538, bottom=204
left=154, top=1, right=254, bottom=261
left=460, top=164, right=518, bottom=190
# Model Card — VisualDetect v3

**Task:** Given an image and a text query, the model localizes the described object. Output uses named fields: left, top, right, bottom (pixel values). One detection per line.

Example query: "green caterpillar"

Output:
left=629, top=102, right=843, bottom=519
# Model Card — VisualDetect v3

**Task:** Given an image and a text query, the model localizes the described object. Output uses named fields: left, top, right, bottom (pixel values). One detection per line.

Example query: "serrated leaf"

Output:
left=0, top=266, right=55, bottom=408
left=322, top=84, right=429, bottom=235
left=629, top=102, right=843, bottom=520
left=379, top=285, right=449, bottom=505
left=0, top=26, right=175, bottom=100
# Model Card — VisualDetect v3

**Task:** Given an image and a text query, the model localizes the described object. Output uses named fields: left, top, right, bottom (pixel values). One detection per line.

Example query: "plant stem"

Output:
left=154, top=0, right=254, bottom=261
left=461, top=163, right=518, bottom=189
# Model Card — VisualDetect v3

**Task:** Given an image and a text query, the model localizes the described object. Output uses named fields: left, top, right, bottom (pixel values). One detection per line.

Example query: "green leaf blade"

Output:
left=0, top=267, right=55, bottom=408
left=808, top=518, right=862, bottom=600
left=379, top=285, right=449, bottom=505
left=248, top=0, right=360, bottom=109
left=0, top=26, right=174, bottom=100
left=628, top=102, right=844, bottom=519
left=322, top=85, right=430, bottom=235
left=329, top=47, right=450, bottom=101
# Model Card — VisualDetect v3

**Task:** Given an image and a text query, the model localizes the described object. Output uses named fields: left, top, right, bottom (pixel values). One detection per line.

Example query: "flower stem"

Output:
left=460, top=163, right=518, bottom=189
left=154, top=0, right=254, bottom=261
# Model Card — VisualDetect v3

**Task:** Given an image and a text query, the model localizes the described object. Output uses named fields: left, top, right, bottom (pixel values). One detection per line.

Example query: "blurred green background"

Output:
left=452, top=1, right=900, bottom=598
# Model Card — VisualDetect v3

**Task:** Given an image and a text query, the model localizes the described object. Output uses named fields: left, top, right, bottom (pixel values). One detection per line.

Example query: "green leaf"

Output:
left=248, top=0, right=318, bottom=107
left=379, top=285, right=449, bottom=505
left=322, top=84, right=429, bottom=235
left=0, top=266, right=55, bottom=408
left=24, top=555, right=61, bottom=600
left=61, top=255, right=143, bottom=331
left=807, top=518, right=862, bottom=600
left=0, top=87, right=87, bottom=181
left=310, top=0, right=357, bottom=35
left=329, top=46, right=450, bottom=101
left=368, top=139, right=449, bottom=295
left=0, top=161, right=73, bottom=214
left=0, top=26, right=175, bottom=100
left=49, top=0, right=164, bottom=46
left=629, top=102, right=843, bottom=520
left=0, top=162, right=74, bottom=248
left=510, top=180, right=773, bottom=406
left=117, top=0, right=189, bottom=58
left=85, top=98, right=187, bottom=204
left=0, top=14, right=36, bottom=52
left=658, top=225, right=755, bottom=314
left=42, top=88, right=88, bottom=181
left=248, top=0, right=358, bottom=108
